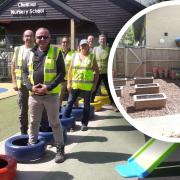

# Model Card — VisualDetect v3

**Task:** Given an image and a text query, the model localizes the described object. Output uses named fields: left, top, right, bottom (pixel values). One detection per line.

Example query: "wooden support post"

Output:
left=70, top=18, right=75, bottom=50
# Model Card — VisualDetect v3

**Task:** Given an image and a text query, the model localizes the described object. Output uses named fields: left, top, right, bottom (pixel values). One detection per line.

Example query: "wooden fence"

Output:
left=113, top=47, right=180, bottom=77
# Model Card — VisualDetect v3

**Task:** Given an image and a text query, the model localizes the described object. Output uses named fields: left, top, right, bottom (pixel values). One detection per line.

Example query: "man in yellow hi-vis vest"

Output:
left=23, top=27, right=66, bottom=163
left=59, top=36, right=74, bottom=109
left=91, top=34, right=118, bottom=111
left=11, top=29, right=34, bottom=134
left=64, top=39, right=99, bottom=131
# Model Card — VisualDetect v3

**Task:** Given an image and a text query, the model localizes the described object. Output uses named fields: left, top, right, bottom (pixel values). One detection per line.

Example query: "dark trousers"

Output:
left=18, top=85, right=29, bottom=134
left=91, top=73, right=113, bottom=104
left=64, top=89, right=91, bottom=126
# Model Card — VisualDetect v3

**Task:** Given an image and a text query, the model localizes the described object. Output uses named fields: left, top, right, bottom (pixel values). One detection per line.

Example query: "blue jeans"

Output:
left=64, top=89, right=91, bottom=126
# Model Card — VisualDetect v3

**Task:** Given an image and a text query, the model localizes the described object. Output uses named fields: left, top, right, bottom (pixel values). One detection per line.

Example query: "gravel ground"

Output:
left=120, top=79, right=180, bottom=119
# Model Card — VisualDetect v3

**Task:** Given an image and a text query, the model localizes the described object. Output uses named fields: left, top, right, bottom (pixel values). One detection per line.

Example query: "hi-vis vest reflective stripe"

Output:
left=71, top=52, right=94, bottom=91
left=28, top=46, right=61, bottom=94
left=93, top=46, right=109, bottom=74
left=14, top=46, right=25, bottom=88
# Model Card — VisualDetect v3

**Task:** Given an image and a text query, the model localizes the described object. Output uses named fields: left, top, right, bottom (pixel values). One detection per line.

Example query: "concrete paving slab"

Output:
left=1, top=105, right=180, bottom=179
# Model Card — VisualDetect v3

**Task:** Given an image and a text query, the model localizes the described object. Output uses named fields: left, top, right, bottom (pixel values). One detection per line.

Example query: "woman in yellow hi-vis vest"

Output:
left=64, top=39, right=99, bottom=131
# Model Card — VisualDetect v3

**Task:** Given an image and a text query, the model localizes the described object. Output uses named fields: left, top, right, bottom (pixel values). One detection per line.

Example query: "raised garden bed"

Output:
left=133, top=93, right=167, bottom=110
left=113, top=78, right=127, bottom=86
left=115, top=86, right=123, bottom=97
left=135, top=83, right=160, bottom=94
left=134, top=77, right=154, bottom=84
left=120, top=79, right=180, bottom=118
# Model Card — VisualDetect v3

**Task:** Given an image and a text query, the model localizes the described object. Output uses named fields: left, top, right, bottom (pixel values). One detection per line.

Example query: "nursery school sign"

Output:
left=10, top=2, right=46, bottom=16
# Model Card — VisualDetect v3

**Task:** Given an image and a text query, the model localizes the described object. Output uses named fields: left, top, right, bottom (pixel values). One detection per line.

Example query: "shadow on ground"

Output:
left=17, top=171, right=74, bottom=180
left=66, top=134, right=108, bottom=145
left=18, top=150, right=55, bottom=164
left=68, top=151, right=130, bottom=164
left=93, top=114, right=123, bottom=120
left=88, top=125, right=136, bottom=132
left=139, top=161, right=180, bottom=179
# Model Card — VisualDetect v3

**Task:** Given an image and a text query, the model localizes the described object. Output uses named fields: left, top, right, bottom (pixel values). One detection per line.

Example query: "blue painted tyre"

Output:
left=61, top=106, right=83, bottom=121
left=71, top=107, right=83, bottom=120
left=79, top=104, right=95, bottom=120
left=39, top=126, right=67, bottom=144
left=59, top=115, right=75, bottom=129
left=39, top=127, right=54, bottom=145
left=5, top=135, right=46, bottom=162
left=62, top=125, right=67, bottom=143
left=90, top=105, right=95, bottom=119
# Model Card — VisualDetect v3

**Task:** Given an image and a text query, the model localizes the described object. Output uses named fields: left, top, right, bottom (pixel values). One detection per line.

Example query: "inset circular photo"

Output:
left=108, top=1, right=180, bottom=142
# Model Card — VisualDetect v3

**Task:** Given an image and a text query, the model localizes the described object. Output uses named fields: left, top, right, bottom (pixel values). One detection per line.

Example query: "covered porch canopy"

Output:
left=0, top=0, right=96, bottom=49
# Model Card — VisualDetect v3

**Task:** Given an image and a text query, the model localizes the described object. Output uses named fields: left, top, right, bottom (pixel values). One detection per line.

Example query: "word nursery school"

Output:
left=10, top=2, right=45, bottom=16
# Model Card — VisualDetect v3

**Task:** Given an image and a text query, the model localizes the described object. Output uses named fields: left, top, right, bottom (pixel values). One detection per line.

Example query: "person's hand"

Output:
left=38, top=84, right=48, bottom=94
left=33, top=84, right=48, bottom=95
left=32, top=84, right=41, bottom=94
left=12, top=83, right=18, bottom=91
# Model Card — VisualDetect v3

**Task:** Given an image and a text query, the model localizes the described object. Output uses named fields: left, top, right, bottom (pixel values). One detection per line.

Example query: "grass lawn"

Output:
left=0, top=96, right=19, bottom=141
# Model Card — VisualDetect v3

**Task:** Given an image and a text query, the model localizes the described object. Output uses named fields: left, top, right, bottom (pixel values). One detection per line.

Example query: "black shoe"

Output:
left=81, top=125, right=88, bottom=131
left=55, top=145, right=65, bottom=163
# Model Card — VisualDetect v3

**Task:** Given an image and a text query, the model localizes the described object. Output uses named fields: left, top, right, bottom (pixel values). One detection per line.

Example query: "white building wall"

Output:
left=146, top=5, right=180, bottom=48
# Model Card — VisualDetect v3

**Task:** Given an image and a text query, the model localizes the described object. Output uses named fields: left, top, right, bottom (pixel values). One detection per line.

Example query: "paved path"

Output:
left=1, top=106, right=180, bottom=179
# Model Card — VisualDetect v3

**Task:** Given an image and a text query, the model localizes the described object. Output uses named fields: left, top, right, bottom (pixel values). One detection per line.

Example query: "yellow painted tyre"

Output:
left=101, top=86, right=108, bottom=96
left=95, top=96, right=110, bottom=105
left=79, top=99, right=102, bottom=111
left=90, top=101, right=102, bottom=111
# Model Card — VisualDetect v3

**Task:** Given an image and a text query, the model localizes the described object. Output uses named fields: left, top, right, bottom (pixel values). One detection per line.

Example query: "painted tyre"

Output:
left=95, top=96, right=110, bottom=105
left=89, top=105, right=95, bottom=119
left=59, top=115, right=76, bottom=129
left=79, top=104, right=95, bottom=120
left=0, top=154, right=17, bottom=180
left=5, top=135, right=46, bottom=162
left=39, top=126, right=67, bottom=144
left=101, top=86, right=108, bottom=96
left=79, top=99, right=102, bottom=111
left=61, top=106, right=83, bottom=121
left=39, top=127, right=54, bottom=145
left=62, top=125, right=67, bottom=143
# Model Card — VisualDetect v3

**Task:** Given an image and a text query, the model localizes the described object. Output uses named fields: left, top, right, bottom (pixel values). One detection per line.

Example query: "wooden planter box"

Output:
left=115, top=86, right=123, bottom=97
left=134, top=77, right=154, bottom=84
left=113, top=78, right=127, bottom=86
left=135, top=83, right=160, bottom=94
left=133, top=93, right=167, bottom=110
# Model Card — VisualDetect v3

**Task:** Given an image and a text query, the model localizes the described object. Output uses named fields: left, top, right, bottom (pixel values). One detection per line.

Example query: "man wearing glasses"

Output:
left=23, top=27, right=66, bottom=163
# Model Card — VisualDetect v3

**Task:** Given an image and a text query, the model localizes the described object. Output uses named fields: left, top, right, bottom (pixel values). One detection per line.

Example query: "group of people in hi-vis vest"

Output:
left=11, top=27, right=118, bottom=164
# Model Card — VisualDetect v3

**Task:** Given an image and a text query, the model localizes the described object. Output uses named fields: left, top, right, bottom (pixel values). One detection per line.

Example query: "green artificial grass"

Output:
left=0, top=96, right=19, bottom=141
